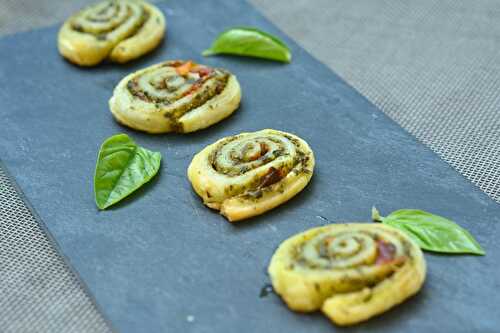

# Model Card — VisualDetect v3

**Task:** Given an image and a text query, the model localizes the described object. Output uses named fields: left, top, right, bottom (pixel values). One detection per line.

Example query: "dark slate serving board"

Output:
left=1, top=1, right=499, bottom=332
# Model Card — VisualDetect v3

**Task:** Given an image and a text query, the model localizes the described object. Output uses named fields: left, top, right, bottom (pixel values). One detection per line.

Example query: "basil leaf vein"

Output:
left=202, top=27, right=292, bottom=63
left=94, top=134, right=161, bottom=210
left=372, top=207, right=485, bottom=255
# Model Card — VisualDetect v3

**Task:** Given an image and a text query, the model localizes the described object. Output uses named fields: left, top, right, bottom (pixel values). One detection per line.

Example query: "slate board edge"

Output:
left=0, top=159, right=117, bottom=333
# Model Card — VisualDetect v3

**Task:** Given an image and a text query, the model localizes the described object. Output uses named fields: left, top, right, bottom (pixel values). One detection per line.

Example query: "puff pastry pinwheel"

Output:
left=58, top=0, right=166, bottom=66
left=109, top=60, right=241, bottom=133
left=187, top=129, right=314, bottom=222
left=268, top=223, right=426, bottom=326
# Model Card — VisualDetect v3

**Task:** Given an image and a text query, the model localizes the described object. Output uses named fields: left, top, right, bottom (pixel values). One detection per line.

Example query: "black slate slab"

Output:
left=1, top=1, right=499, bottom=332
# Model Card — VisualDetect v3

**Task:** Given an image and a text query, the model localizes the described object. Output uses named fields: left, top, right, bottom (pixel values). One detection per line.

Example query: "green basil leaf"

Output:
left=372, top=207, right=485, bottom=255
left=94, top=134, right=161, bottom=210
left=202, top=27, right=292, bottom=63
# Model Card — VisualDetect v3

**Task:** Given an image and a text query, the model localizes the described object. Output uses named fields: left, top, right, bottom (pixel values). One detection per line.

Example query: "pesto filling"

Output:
left=70, top=1, right=149, bottom=41
left=285, top=228, right=414, bottom=295
left=207, top=132, right=313, bottom=200
left=127, top=63, right=229, bottom=117
left=293, top=230, right=411, bottom=270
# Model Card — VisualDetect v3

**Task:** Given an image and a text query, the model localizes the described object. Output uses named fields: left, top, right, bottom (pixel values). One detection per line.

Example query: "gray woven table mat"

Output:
left=1, top=0, right=499, bottom=332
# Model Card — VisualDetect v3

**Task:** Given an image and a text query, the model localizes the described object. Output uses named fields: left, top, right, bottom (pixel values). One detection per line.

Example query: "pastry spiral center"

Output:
left=302, top=232, right=377, bottom=269
left=126, top=61, right=229, bottom=106
left=87, top=2, right=122, bottom=22
left=300, top=231, right=405, bottom=269
left=137, top=67, right=195, bottom=100
left=213, top=135, right=294, bottom=176
left=71, top=1, right=146, bottom=37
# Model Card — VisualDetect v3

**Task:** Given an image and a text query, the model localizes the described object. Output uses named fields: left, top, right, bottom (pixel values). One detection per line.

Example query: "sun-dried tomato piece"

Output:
left=376, top=240, right=397, bottom=264
left=176, top=60, right=194, bottom=76
left=260, top=167, right=285, bottom=188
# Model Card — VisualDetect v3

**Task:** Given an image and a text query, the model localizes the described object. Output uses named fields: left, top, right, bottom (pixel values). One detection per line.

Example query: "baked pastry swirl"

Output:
left=187, top=129, right=314, bottom=221
left=268, top=223, right=426, bottom=326
left=109, top=60, right=241, bottom=133
left=58, top=0, right=166, bottom=66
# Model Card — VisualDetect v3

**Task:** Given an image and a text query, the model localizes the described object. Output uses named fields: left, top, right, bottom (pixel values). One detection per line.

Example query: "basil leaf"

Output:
left=372, top=207, right=485, bottom=255
left=94, top=134, right=161, bottom=210
left=202, top=27, right=292, bottom=63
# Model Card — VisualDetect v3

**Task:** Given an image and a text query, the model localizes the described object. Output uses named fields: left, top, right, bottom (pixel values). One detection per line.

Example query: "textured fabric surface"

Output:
left=0, top=0, right=499, bottom=332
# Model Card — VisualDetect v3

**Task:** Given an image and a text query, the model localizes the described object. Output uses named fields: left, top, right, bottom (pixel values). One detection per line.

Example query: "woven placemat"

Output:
left=1, top=0, right=499, bottom=332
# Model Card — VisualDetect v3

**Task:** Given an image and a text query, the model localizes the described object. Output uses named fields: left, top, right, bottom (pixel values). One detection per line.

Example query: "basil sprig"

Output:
left=372, top=207, right=485, bottom=255
left=94, top=134, right=161, bottom=210
left=202, top=27, right=292, bottom=63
